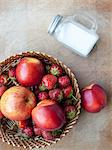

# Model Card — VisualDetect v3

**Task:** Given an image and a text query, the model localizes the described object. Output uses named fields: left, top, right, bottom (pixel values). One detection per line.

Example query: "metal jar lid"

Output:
left=48, top=15, right=63, bottom=35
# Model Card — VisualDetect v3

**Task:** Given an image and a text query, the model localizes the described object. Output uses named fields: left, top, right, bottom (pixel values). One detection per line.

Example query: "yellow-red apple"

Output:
left=1, top=86, right=36, bottom=120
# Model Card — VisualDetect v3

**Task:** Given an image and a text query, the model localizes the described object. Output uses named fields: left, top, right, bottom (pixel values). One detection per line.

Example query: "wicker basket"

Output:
left=0, top=51, right=81, bottom=149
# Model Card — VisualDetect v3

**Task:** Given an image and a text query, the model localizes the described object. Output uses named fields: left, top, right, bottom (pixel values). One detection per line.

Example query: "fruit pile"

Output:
left=0, top=57, right=78, bottom=140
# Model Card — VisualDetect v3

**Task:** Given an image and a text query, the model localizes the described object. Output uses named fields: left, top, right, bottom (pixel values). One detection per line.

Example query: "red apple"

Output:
left=32, top=99, right=66, bottom=131
left=16, top=57, right=45, bottom=86
left=81, top=84, right=107, bottom=113
left=1, top=86, right=36, bottom=120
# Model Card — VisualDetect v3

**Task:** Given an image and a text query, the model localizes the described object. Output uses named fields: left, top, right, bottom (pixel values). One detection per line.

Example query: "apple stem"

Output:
left=71, top=95, right=79, bottom=102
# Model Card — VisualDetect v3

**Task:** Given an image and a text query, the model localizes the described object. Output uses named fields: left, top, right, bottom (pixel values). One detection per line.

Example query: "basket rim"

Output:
left=0, top=50, right=81, bottom=149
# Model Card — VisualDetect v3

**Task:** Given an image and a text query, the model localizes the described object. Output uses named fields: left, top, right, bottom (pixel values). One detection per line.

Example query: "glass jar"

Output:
left=48, top=14, right=99, bottom=57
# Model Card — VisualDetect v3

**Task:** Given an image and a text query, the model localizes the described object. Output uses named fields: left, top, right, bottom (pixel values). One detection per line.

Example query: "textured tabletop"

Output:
left=0, top=0, right=112, bottom=150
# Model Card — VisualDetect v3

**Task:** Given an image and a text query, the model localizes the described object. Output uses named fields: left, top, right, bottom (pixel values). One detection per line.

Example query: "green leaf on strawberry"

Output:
left=63, top=85, right=78, bottom=102
left=66, top=111, right=76, bottom=120
left=68, top=89, right=73, bottom=98
left=39, top=83, right=47, bottom=91
left=64, top=105, right=77, bottom=120
left=63, top=85, right=73, bottom=98
left=52, top=129, right=62, bottom=137
left=50, top=64, right=63, bottom=77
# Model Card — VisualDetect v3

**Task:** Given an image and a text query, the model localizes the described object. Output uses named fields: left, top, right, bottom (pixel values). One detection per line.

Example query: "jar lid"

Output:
left=48, top=15, right=63, bottom=34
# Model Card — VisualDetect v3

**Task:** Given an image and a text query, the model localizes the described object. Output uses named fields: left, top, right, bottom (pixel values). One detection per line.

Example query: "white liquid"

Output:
left=56, top=23, right=99, bottom=57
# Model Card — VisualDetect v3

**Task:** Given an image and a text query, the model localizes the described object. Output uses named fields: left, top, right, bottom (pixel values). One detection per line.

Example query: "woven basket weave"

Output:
left=0, top=51, right=81, bottom=149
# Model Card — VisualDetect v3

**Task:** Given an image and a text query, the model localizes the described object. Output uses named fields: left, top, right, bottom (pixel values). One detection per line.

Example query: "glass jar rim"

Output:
left=48, top=15, right=63, bottom=35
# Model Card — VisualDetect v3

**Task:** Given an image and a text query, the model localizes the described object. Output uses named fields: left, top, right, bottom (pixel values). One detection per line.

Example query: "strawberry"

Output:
left=50, top=64, right=63, bottom=76
left=39, top=83, right=47, bottom=91
left=64, top=105, right=76, bottom=120
left=23, top=127, right=33, bottom=137
left=58, top=75, right=70, bottom=88
left=63, top=85, right=73, bottom=98
left=63, top=85, right=78, bottom=102
left=0, top=85, right=7, bottom=96
left=33, top=126, right=42, bottom=136
left=18, top=120, right=28, bottom=129
left=49, top=88, right=63, bottom=102
left=8, top=68, right=16, bottom=78
left=0, top=74, right=8, bottom=85
left=38, top=92, right=49, bottom=101
left=42, top=74, right=57, bottom=90
left=42, top=130, right=54, bottom=140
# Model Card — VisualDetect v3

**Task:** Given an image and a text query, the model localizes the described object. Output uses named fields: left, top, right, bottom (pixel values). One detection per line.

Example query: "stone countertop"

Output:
left=0, top=0, right=112, bottom=150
